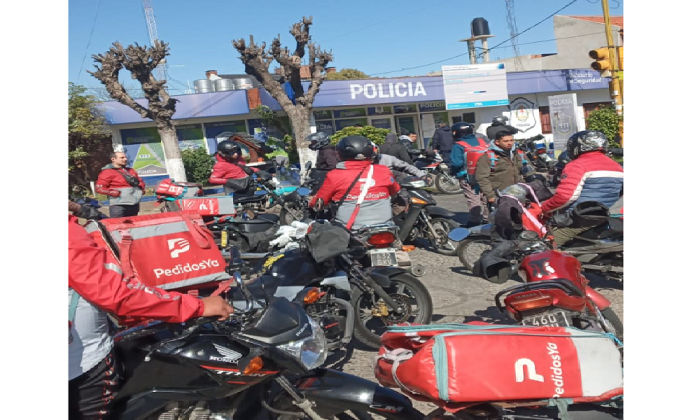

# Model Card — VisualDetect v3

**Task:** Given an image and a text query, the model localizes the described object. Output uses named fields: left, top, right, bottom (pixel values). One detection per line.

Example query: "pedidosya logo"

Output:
left=153, top=259, right=220, bottom=279
left=168, top=238, right=190, bottom=258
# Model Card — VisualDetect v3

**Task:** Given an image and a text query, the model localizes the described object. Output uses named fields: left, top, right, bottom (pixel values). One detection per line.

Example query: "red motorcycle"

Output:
left=477, top=232, right=623, bottom=344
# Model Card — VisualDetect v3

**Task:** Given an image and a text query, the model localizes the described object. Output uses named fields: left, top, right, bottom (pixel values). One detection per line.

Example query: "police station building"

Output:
left=101, top=68, right=613, bottom=182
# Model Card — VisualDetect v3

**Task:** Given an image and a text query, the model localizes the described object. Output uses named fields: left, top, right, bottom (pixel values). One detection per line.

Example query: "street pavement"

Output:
left=130, top=191, right=624, bottom=417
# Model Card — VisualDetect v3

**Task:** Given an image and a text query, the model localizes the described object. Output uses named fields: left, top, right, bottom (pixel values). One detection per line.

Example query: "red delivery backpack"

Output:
left=83, top=212, right=230, bottom=293
left=375, top=323, right=623, bottom=411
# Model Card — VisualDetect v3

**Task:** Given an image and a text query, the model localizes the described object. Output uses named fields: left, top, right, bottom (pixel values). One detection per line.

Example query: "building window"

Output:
left=583, top=102, right=614, bottom=120
left=539, top=106, right=552, bottom=134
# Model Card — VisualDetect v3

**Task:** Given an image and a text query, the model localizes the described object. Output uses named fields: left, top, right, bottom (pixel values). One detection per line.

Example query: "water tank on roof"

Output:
left=194, top=79, right=214, bottom=94
left=471, top=18, right=491, bottom=37
left=235, top=77, right=254, bottom=90
left=214, top=78, right=235, bottom=92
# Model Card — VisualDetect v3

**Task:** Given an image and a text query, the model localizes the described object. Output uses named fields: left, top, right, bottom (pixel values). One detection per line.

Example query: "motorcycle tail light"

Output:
left=402, top=245, right=416, bottom=251
left=410, top=196, right=429, bottom=205
left=243, top=356, right=264, bottom=375
left=368, top=232, right=396, bottom=248
left=303, top=287, right=326, bottom=304
left=510, top=295, right=553, bottom=312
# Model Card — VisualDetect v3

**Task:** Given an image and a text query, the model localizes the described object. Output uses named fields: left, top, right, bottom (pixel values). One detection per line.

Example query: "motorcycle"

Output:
left=392, top=176, right=460, bottom=256
left=450, top=203, right=623, bottom=281
left=157, top=180, right=281, bottom=253
left=107, top=247, right=424, bottom=420
left=408, top=149, right=461, bottom=195
left=517, top=135, right=555, bottom=178
left=278, top=161, right=317, bottom=225
left=232, top=221, right=434, bottom=350
left=472, top=230, right=623, bottom=343
left=70, top=184, right=108, bottom=220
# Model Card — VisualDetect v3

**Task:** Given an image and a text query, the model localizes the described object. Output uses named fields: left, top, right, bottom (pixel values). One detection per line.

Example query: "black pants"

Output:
left=69, top=351, right=122, bottom=420
left=109, top=204, right=139, bottom=218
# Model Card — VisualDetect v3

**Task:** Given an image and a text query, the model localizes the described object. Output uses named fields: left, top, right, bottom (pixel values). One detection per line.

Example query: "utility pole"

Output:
left=601, top=0, right=623, bottom=146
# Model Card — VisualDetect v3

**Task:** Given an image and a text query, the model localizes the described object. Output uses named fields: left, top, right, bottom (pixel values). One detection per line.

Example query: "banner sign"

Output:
left=442, top=63, right=509, bottom=110
left=548, top=93, right=579, bottom=153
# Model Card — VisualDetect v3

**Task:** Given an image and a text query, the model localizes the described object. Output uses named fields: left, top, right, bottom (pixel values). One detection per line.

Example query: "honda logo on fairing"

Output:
left=167, top=238, right=190, bottom=258
left=514, top=358, right=544, bottom=383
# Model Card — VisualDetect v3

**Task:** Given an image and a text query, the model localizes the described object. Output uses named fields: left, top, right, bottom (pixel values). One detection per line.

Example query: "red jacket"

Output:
left=541, top=152, right=623, bottom=214
left=209, top=155, right=259, bottom=185
left=310, top=161, right=400, bottom=229
left=95, top=165, right=145, bottom=197
left=68, top=215, right=204, bottom=322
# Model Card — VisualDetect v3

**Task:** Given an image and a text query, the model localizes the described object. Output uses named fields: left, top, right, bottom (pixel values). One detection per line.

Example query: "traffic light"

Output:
left=589, top=48, right=612, bottom=77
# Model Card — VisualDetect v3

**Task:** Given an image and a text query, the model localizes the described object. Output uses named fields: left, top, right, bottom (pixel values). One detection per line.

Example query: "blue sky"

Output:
left=69, top=0, right=623, bottom=96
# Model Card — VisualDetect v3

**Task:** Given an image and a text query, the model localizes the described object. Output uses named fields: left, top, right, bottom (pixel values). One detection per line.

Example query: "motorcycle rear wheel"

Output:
left=353, top=273, right=433, bottom=349
left=435, top=173, right=462, bottom=194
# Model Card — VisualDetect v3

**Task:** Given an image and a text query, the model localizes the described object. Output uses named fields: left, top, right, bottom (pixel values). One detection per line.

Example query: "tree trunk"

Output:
left=286, top=107, right=317, bottom=177
left=159, top=126, right=187, bottom=182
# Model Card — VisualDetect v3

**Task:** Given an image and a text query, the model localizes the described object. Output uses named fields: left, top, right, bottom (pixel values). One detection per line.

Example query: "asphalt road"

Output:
left=130, top=191, right=623, bottom=418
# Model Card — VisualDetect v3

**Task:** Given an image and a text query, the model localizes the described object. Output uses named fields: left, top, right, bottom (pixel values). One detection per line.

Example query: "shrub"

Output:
left=329, top=125, right=391, bottom=145
left=585, top=105, right=622, bottom=149
left=182, top=148, right=215, bottom=185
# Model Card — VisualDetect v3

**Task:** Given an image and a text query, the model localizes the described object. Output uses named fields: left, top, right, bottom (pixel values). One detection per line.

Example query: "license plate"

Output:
left=368, top=249, right=398, bottom=267
left=521, top=311, right=571, bottom=327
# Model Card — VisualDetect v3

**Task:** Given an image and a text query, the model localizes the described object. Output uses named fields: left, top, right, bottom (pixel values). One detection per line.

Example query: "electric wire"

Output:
left=76, top=0, right=105, bottom=82
left=369, top=0, right=580, bottom=76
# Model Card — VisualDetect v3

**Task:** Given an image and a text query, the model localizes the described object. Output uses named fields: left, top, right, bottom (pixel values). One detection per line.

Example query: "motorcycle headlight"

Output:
left=276, top=316, right=327, bottom=370
left=439, top=163, right=448, bottom=170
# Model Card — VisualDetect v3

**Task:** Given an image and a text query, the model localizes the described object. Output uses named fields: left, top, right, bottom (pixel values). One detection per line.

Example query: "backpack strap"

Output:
left=487, top=150, right=498, bottom=171
left=345, top=165, right=374, bottom=230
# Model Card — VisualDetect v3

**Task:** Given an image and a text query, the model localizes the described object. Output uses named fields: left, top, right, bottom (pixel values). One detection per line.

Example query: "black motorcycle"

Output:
left=408, top=149, right=461, bottom=194
left=108, top=248, right=424, bottom=420
left=393, top=176, right=460, bottom=256
left=234, top=222, right=434, bottom=350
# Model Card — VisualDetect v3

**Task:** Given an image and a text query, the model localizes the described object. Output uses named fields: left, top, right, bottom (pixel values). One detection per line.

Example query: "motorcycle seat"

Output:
left=232, top=193, right=267, bottom=204
left=234, top=213, right=279, bottom=224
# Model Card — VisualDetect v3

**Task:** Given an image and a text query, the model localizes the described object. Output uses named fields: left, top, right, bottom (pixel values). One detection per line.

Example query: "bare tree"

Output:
left=233, top=16, right=333, bottom=169
left=88, top=40, right=187, bottom=181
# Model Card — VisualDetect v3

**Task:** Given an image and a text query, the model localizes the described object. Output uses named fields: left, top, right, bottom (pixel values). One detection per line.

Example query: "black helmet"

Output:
left=451, top=122, right=474, bottom=139
left=307, top=132, right=330, bottom=151
left=566, top=130, right=609, bottom=160
left=492, top=116, right=509, bottom=125
left=336, top=135, right=374, bottom=161
left=217, top=140, right=242, bottom=158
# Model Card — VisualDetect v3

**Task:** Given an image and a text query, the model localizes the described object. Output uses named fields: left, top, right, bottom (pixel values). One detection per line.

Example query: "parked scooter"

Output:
left=474, top=230, right=623, bottom=343
left=408, top=149, right=462, bottom=194
left=230, top=221, right=434, bottom=350
left=393, top=176, right=461, bottom=256
left=106, top=248, right=424, bottom=420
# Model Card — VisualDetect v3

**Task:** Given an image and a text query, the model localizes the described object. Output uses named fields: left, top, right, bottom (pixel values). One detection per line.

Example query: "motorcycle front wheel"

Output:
left=353, top=273, right=433, bottom=349
left=435, top=173, right=462, bottom=194
left=456, top=237, right=493, bottom=272
left=428, top=217, right=460, bottom=256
